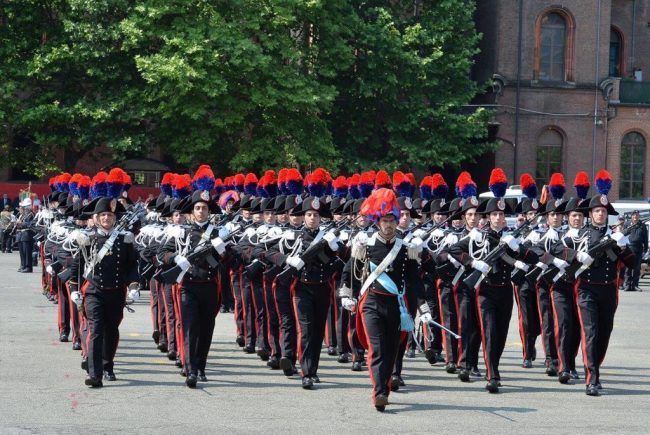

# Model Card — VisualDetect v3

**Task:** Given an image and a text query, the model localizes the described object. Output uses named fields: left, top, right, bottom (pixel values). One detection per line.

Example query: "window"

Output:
left=609, top=28, right=624, bottom=77
left=534, top=9, right=575, bottom=82
left=540, top=13, right=566, bottom=81
left=536, top=129, right=563, bottom=184
left=620, top=132, right=646, bottom=199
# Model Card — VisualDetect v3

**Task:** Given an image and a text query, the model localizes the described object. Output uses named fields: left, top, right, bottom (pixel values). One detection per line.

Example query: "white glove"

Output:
left=323, top=231, right=340, bottom=250
left=71, top=291, right=83, bottom=308
left=471, top=259, right=490, bottom=274
left=174, top=255, right=191, bottom=271
left=225, top=222, right=239, bottom=233
left=514, top=260, right=529, bottom=271
left=211, top=237, right=227, bottom=255
left=341, top=297, right=357, bottom=312
left=420, top=312, right=433, bottom=324
left=286, top=255, right=305, bottom=270
left=340, top=231, right=350, bottom=242
left=256, top=225, right=269, bottom=236
left=413, top=229, right=427, bottom=239
left=282, top=230, right=296, bottom=241
left=46, top=265, right=54, bottom=276
left=431, top=228, right=445, bottom=239
left=611, top=232, right=629, bottom=248
left=409, top=237, right=424, bottom=253
left=502, top=235, right=520, bottom=252
left=37, top=241, right=42, bottom=248
left=128, top=287, right=140, bottom=302
left=353, top=232, right=368, bottom=247
left=552, top=257, right=569, bottom=270
left=576, top=251, right=594, bottom=266
left=468, top=228, right=484, bottom=243
left=535, top=261, right=548, bottom=270
left=525, top=231, right=541, bottom=244
left=218, top=226, right=230, bottom=239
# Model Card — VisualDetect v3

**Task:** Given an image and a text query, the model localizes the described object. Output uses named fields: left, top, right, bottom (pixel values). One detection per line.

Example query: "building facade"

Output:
left=474, top=0, right=650, bottom=201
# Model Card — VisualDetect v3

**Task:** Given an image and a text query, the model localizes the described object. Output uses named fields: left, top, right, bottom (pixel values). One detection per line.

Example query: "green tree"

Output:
left=0, top=0, right=491, bottom=177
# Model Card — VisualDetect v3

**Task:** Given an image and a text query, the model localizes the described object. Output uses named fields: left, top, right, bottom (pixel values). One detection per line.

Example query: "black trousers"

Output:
left=231, top=266, right=245, bottom=339
left=3, top=230, right=12, bottom=252
left=624, top=248, right=643, bottom=289
left=423, top=277, right=442, bottom=354
left=161, top=283, right=177, bottom=353
left=181, top=281, right=219, bottom=375
left=438, top=279, right=459, bottom=364
left=275, top=277, right=297, bottom=363
left=393, top=296, right=417, bottom=377
left=220, top=265, right=234, bottom=310
left=537, top=281, right=558, bottom=363
left=360, top=291, right=401, bottom=402
left=476, top=284, right=513, bottom=381
left=293, top=281, right=330, bottom=377
left=325, top=291, right=338, bottom=350
left=455, top=282, right=481, bottom=370
left=514, top=278, right=541, bottom=361
left=84, top=288, right=126, bottom=378
left=56, top=277, right=70, bottom=336
left=576, top=283, right=618, bottom=386
left=551, top=280, right=581, bottom=373
left=336, top=298, right=351, bottom=355
left=263, top=274, right=281, bottom=357
left=249, top=276, right=269, bottom=351
left=240, top=274, right=258, bottom=348
left=18, top=240, right=33, bottom=270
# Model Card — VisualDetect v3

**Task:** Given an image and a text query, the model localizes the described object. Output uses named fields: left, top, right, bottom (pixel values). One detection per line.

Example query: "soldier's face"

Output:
left=377, top=214, right=397, bottom=239
left=632, top=213, right=640, bottom=223
left=241, top=210, right=251, bottom=220
left=97, top=212, right=116, bottom=230
left=433, top=212, right=445, bottom=224
left=464, top=208, right=478, bottom=228
left=355, top=214, right=369, bottom=228
left=263, top=211, right=276, bottom=224
left=590, top=207, right=607, bottom=226
left=193, top=202, right=209, bottom=223
left=172, top=211, right=186, bottom=225
left=568, top=211, right=584, bottom=228
left=252, top=213, right=263, bottom=224
left=288, top=215, right=303, bottom=227
left=526, top=210, right=537, bottom=222
left=398, top=210, right=411, bottom=229
left=489, top=211, right=505, bottom=231
left=276, top=213, right=288, bottom=224
left=304, top=210, right=320, bottom=229
left=547, top=211, right=562, bottom=228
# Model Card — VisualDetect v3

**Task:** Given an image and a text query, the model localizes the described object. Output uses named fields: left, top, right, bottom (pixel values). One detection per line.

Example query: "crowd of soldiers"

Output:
left=25, top=165, right=643, bottom=411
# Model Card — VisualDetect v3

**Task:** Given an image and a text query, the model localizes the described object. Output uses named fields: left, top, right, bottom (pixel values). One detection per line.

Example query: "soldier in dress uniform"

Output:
left=573, top=170, right=636, bottom=396
left=339, top=187, right=428, bottom=411
left=68, top=192, right=140, bottom=387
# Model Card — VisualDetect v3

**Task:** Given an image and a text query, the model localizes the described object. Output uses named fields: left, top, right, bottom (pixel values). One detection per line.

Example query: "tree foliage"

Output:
left=0, top=0, right=492, bottom=176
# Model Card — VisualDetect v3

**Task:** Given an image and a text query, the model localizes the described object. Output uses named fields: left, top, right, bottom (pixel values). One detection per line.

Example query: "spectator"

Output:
left=0, top=205, right=14, bottom=253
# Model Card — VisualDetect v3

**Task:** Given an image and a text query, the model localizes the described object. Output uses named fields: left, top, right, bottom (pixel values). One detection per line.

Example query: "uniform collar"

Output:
left=376, top=233, right=396, bottom=244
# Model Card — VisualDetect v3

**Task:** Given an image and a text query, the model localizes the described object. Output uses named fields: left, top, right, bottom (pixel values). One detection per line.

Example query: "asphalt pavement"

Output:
left=1, top=251, right=649, bottom=434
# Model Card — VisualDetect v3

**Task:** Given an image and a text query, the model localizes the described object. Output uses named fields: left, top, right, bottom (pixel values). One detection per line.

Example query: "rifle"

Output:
left=159, top=221, right=254, bottom=284
left=543, top=216, right=650, bottom=284
left=463, top=218, right=536, bottom=290
left=274, top=220, right=348, bottom=287
left=83, top=203, right=146, bottom=279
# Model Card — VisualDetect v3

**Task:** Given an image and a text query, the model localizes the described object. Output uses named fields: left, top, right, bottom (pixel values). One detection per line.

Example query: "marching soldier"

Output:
left=573, top=170, right=636, bottom=396
left=68, top=194, right=140, bottom=387
left=339, top=187, right=428, bottom=411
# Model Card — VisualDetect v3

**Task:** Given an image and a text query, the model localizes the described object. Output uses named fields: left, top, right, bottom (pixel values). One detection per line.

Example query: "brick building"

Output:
left=473, top=0, right=650, bottom=201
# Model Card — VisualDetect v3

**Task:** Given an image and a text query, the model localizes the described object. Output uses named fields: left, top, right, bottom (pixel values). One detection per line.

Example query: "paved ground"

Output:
left=1, top=252, right=649, bottom=434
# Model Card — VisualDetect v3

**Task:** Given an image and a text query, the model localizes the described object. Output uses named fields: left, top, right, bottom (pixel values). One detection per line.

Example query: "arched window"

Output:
left=534, top=9, right=575, bottom=82
left=609, top=27, right=625, bottom=77
left=536, top=128, right=563, bottom=184
left=620, top=132, right=646, bottom=199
